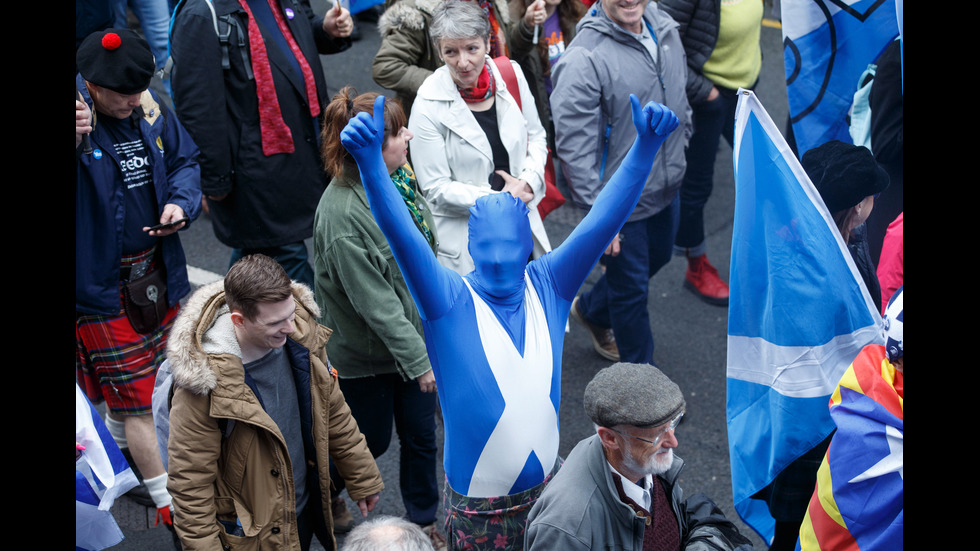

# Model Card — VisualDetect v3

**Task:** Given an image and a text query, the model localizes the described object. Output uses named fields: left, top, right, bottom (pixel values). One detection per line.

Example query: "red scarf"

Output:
left=238, top=0, right=321, bottom=156
left=457, top=62, right=495, bottom=103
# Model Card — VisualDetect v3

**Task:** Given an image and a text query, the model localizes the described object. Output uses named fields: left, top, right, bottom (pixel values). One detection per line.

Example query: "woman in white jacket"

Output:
left=408, top=0, right=551, bottom=275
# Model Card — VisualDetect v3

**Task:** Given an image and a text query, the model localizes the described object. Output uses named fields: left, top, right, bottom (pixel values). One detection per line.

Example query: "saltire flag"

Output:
left=76, top=384, right=139, bottom=551
left=726, top=89, right=883, bottom=542
left=781, top=0, right=899, bottom=157
left=797, top=342, right=903, bottom=550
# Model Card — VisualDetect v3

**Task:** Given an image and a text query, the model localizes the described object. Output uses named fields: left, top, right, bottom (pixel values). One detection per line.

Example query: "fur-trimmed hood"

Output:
left=166, top=280, right=323, bottom=396
left=378, top=0, right=437, bottom=35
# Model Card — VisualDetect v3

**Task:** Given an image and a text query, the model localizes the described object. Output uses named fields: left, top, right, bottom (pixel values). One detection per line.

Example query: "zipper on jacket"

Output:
left=599, top=123, right=612, bottom=182
left=650, top=21, right=671, bottom=185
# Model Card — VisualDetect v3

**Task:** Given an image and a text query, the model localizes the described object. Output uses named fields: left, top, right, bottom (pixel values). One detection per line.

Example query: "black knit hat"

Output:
left=584, top=362, right=686, bottom=429
left=76, top=29, right=154, bottom=95
left=801, top=140, right=890, bottom=214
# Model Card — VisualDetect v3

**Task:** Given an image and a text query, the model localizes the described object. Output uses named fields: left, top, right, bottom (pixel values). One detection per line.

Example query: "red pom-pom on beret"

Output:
left=77, top=29, right=154, bottom=94
left=102, top=32, right=122, bottom=50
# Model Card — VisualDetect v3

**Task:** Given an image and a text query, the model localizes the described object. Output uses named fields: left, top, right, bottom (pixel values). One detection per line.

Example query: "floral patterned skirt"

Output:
left=443, top=458, right=562, bottom=550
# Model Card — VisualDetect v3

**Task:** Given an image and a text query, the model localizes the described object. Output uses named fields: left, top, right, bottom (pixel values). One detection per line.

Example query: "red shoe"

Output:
left=684, top=255, right=729, bottom=306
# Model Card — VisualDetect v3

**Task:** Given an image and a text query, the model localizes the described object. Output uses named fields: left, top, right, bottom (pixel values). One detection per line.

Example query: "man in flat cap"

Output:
left=525, top=363, right=750, bottom=551
left=76, top=28, right=201, bottom=526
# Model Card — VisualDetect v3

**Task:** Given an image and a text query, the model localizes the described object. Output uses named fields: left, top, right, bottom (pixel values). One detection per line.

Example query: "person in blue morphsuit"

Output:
left=340, top=94, right=679, bottom=550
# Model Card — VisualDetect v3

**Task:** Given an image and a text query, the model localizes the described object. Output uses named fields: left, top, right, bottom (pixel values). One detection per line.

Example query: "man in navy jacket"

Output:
left=76, top=28, right=201, bottom=526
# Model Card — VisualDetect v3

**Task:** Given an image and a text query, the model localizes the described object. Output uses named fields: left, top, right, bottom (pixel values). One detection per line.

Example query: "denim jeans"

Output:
left=329, top=372, right=439, bottom=525
left=230, top=242, right=315, bottom=290
left=112, top=0, right=170, bottom=71
left=578, top=196, right=680, bottom=364
left=674, top=85, right=740, bottom=254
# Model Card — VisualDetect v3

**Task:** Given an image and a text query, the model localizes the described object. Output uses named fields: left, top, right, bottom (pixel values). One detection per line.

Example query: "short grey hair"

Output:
left=342, top=515, right=435, bottom=551
left=429, top=0, right=491, bottom=48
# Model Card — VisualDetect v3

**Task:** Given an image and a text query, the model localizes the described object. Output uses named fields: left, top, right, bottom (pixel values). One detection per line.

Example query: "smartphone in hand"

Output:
left=147, top=217, right=189, bottom=232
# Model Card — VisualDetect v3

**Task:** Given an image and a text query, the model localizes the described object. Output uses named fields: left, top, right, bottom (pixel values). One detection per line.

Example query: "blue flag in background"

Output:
left=342, top=0, right=384, bottom=15
left=726, top=90, right=883, bottom=542
left=781, top=0, right=899, bottom=157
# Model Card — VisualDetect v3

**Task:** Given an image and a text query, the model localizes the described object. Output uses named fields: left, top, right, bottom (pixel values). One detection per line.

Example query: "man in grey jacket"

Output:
left=525, top=363, right=750, bottom=550
left=551, top=0, right=692, bottom=364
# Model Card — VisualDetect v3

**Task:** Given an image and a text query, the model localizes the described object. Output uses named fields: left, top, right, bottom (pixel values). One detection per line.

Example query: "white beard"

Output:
left=623, top=441, right=674, bottom=477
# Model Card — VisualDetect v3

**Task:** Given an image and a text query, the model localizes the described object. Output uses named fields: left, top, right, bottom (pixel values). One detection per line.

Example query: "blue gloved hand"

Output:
left=340, top=95, right=386, bottom=170
left=629, top=93, right=679, bottom=155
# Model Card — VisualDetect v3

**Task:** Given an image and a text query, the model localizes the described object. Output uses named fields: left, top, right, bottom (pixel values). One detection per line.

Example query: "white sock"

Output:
left=143, top=472, right=172, bottom=509
left=105, top=415, right=128, bottom=449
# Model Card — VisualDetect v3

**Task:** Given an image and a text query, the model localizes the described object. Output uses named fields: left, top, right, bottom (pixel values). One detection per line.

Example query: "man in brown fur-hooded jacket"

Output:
left=166, top=254, right=383, bottom=551
left=372, top=0, right=515, bottom=117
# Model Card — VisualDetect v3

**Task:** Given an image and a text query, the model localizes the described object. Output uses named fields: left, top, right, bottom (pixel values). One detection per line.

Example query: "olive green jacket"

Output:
left=312, top=167, right=438, bottom=380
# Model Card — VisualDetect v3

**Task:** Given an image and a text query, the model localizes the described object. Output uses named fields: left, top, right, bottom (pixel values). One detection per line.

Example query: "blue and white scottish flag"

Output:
left=76, top=384, right=139, bottom=551
left=782, top=0, right=899, bottom=157
left=726, top=90, right=884, bottom=542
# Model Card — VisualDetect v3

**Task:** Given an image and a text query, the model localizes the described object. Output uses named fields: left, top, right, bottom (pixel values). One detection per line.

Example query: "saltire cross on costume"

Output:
left=781, top=0, right=899, bottom=157
left=76, top=384, right=139, bottom=551
left=725, top=90, right=883, bottom=543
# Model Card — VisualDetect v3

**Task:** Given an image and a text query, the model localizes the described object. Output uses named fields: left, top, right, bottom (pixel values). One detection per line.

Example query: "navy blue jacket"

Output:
left=76, top=74, right=202, bottom=315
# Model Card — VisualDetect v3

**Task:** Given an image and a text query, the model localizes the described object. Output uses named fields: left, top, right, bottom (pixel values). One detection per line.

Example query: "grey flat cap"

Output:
left=584, top=362, right=686, bottom=428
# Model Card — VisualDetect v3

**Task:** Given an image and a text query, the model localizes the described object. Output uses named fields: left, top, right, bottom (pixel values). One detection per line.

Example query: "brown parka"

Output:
left=166, top=280, right=384, bottom=550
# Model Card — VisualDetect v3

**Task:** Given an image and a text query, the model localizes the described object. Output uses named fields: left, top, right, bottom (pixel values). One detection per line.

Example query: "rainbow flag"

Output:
left=798, top=344, right=903, bottom=550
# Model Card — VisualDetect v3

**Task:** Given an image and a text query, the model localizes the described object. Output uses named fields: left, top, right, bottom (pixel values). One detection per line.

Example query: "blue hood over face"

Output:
left=467, top=193, right=533, bottom=298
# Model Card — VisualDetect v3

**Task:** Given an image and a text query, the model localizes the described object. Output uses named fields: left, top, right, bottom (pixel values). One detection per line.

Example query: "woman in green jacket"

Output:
left=312, top=87, right=446, bottom=548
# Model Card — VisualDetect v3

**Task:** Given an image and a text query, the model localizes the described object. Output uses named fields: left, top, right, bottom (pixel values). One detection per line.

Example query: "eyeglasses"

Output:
left=611, top=413, right=684, bottom=447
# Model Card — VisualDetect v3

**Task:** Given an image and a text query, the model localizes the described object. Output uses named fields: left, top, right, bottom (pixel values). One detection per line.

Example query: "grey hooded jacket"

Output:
left=551, top=1, right=692, bottom=222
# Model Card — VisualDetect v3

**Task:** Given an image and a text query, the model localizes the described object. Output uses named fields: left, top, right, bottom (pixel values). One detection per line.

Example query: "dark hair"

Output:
left=224, top=254, right=292, bottom=321
left=320, top=85, right=407, bottom=178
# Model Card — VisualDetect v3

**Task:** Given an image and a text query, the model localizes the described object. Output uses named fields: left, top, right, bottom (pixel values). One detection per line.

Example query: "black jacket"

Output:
left=657, top=0, right=720, bottom=105
left=171, top=0, right=349, bottom=248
